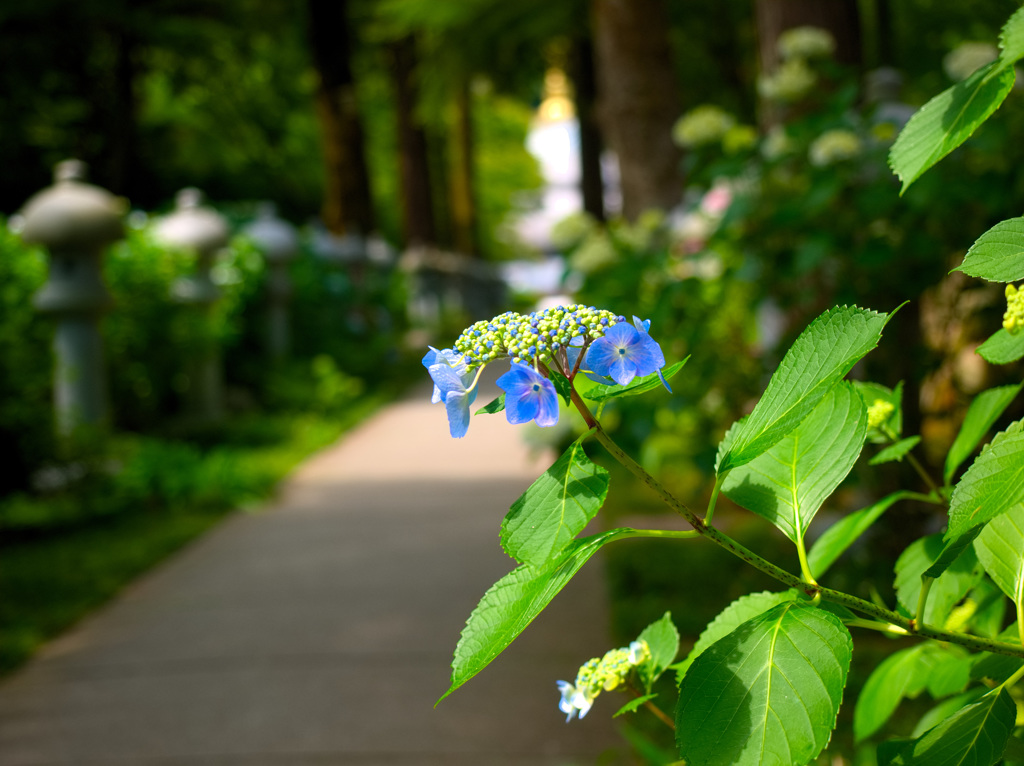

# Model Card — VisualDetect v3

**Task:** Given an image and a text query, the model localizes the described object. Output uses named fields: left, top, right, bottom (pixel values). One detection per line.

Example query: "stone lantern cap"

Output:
left=153, top=188, right=230, bottom=254
left=18, top=160, right=125, bottom=251
left=244, top=202, right=299, bottom=264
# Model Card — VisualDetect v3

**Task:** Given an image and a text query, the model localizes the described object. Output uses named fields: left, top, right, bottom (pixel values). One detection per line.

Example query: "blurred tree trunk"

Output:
left=569, top=35, right=605, bottom=222
left=449, top=80, right=479, bottom=256
left=755, top=0, right=863, bottom=72
left=591, top=0, right=682, bottom=220
left=390, top=36, right=436, bottom=247
left=306, top=0, right=375, bottom=235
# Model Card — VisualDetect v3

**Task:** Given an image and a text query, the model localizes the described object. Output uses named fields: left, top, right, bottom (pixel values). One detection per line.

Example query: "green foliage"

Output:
left=807, top=492, right=915, bottom=579
left=978, top=328, right=1024, bottom=364
left=871, top=436, right=922, bottom=465
left=894, top=534, right=983, bottom=626
left=974, top=503, right=1024, bottom=607
left=946, top=421, right=1024, bottom=543
left=880, top=688, right=1016, bottom=766
left=0, top=218, right=53, bottom=494
left=855, top=643, right=974, bottom=743
left=583, top=358, right=689, bottom=402
left=722, top=382, right=867, bottom=544
left=675, top=602, right=852, bottom=766
left=945, top=383, right=1022, bottom=484
left=888, top=62, right=1016, bottom=194
left=956, top=217, right=1024, bottom=282
left=717, top=306, right=886, bottom=474
left=443, top=528, right=633, bottom=701
left=673, top=590, right=797, bottom=680
left=499, top=436, right=610, bottom=566
left=636, top=612, right=680, bottom=685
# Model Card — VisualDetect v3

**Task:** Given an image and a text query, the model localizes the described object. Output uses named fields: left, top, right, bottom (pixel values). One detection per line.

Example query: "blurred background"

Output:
left=2, top=0, right=1024, bottom=755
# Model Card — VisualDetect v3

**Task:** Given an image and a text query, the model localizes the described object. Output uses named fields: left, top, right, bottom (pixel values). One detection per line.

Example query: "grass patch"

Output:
left=0, top=398, right=383, bottom=675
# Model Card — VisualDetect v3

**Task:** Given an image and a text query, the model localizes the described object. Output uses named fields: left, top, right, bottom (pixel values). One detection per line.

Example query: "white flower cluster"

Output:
left=673, top=104, right=736, bottom=148
left=758, top=58, right=817, bottom=103
left=778, top=26, right=836, bottom=61
left=808, top=129, right=862, bottom=167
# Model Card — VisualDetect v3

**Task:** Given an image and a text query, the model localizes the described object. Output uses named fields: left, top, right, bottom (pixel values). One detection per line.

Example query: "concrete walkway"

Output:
left=0, top=373, right=623, bottom=765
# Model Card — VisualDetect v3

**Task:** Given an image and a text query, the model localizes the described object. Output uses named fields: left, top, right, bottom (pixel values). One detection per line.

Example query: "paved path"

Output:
left=0, top=372, right=622, bottom=765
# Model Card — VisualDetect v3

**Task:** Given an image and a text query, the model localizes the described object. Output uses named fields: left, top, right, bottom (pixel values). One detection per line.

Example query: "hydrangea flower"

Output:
left=556, top=640, right=651, bottom=722
left=422, top=347, right=467, bottom=404
left=425, top=304, right=672, bottom=437
left=584, top=317, right=669, bottom=388
left=496, top=363, right=559, bottom=427
left=758, top=58, right=816, bottom=102
left=422, top=347, right=478, bottom=438
left=777, top=26, right=836, bottom=61
left=808, top=129, right=862, bottom=167
left=672, top=104, right=736, bottom=148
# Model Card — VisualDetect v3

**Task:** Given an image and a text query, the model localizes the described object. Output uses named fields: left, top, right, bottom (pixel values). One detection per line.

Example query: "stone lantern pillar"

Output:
left=18, top=160, right=125, bottom=438
left=244, top=203, right=299, bottom=360
left=153, top=188, right=230, bottom=422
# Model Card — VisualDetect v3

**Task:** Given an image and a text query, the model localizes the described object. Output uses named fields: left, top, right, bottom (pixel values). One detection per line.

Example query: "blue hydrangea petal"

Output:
left=427, top=362, right=467, bottom=402
left=496, top=363, right=559, bottom=427
left=585, top=323, right=641, bottom=385
left=424, top=347, right=468, bottom=403
left=444, top=389, right=471, bottom=438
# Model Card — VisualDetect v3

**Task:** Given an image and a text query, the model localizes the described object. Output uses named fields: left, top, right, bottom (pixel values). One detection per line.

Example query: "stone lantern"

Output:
left=244, top=202, right=299, bottom=360
left=153, top=188, right=230, bottom=422
left=18, top=160, right=125, bottom=438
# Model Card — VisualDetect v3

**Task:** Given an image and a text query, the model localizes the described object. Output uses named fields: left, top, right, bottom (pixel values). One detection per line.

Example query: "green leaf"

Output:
left=998, top=6, right=1024, bottom=69
left=637, top=611, right=679, bottom=681
left=549, top=369, right=572, bottom=406
left=889, top=61, right=1016, bottom=194
left=911, top=689, right=988, bottom=738
left=721, top=383, right=867, bottom=544
left=582, top=357, right=689, bottom=402
left=977, top=328, right=1024, bottom=364
left=808, top=491, right=913, bottom=578
left=675, top=602, right=852, bottom=766
left=956, top=218, right=1024, bottom=282
left=500, top=436, right=610, bottom=566
left=971, top=623, right=1024, bottom=683
left=871, top=436, right=922, bottom=465
left=854, top=380, right=904, bottom=443
left=946, top=421, right=1024, bottom=544
left=880, top=688, right=1016, bottom=766
left=441, top=528, right=632, bottom=702
left=945, top=383, right=1023, bottom=485
left=974, top=503, right=1024, bottom=608
left=855, top=644, right=932, bottom=742
left=475, top=394, right=505, bottom=414
left=923, top=528, right=983, bottom=579
left=614, top=694, right=657, bottom=718
left=895, top=533, right=983, bottom=625
left=674, top=591, right=797, bottom=682
left=718, top=306, right=888, bottom=474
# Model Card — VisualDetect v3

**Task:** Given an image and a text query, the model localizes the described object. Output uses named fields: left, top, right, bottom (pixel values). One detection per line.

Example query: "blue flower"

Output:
left=496, top=363, right=559, bottom=427
left=422, top=347, right=468, bottom=404
left=423, top=347, right=478, bottom=438
left=556, top=680, right=594, bottom=722
left=584, top=318, right=669, bottom=389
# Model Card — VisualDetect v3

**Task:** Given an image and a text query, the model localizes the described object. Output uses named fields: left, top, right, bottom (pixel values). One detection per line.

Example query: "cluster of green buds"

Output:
left=452, top=304, right=624, bottom=369
left=866, top=399, right=896, bottom=430
left=557, top=640, right=650, bottom=721
left=1003, top=284, right=1024, bottom=335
